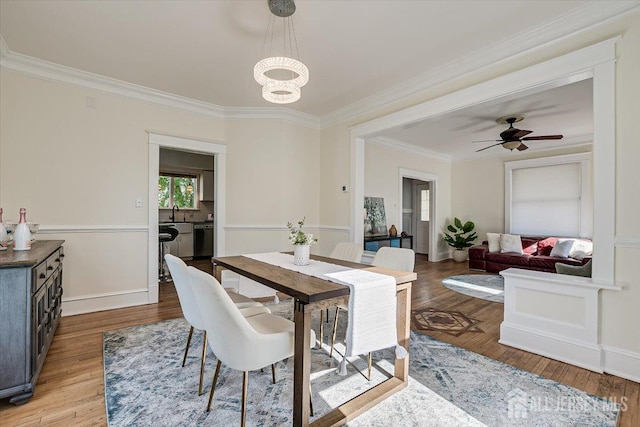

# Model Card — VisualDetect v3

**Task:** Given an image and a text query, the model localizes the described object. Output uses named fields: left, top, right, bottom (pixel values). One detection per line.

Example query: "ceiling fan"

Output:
left=473, top=115, right=563, bottom=152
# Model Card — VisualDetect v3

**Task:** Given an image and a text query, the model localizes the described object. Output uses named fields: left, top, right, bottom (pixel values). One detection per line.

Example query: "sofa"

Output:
left=469, top=235, right=592, bottom=273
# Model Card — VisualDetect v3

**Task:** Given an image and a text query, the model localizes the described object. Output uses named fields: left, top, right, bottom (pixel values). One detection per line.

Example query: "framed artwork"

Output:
left=364, top=196, right=388, bottom=237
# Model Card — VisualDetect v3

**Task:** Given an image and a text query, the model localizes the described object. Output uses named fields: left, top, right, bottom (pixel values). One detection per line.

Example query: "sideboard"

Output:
left=0, top=240, right=65, bottom=405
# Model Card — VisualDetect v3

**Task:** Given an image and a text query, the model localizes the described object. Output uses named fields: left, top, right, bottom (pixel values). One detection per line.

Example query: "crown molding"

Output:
left=0, top=46, right=321, bottom=129
left=320, top=1, right=640, bottom=129
left=369, top=136, right=452, bottom=162
left=223, top=107, right=320, bottom=129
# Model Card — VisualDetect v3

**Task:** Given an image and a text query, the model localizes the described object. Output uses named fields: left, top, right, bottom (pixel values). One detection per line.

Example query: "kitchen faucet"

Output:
left=171, top=204, right=180, bottom=222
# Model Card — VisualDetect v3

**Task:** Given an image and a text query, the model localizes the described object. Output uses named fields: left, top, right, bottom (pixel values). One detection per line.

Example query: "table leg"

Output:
left=293, top=299, right=311, bottom=427
left=394, top=285, right=411, bottom=382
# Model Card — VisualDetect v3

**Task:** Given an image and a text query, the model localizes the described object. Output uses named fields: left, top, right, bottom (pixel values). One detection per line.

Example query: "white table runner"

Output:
left=243, top=252, right=407, bottom=374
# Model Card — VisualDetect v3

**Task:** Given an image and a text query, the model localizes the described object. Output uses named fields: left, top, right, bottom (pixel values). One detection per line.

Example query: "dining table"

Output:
left=213, top=253, right=417, bottom=427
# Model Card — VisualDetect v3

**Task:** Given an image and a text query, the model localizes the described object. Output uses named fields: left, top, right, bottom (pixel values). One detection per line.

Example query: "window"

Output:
left=158, top=174, right=197, bottom=209
left=420, top=189, right=430, bottom=222
left=505, top=153, right=592, bottom=237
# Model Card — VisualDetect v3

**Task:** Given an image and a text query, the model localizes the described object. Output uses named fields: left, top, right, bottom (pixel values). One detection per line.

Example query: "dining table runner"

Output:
left=243, top=252, right=407, bottom=374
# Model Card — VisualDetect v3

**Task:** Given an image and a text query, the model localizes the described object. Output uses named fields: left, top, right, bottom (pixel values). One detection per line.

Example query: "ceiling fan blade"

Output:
left=521, top=135, right=564, bottom=141
left=475, top=142, right=505, bottom=152
left=512, top=129, right=532, bottom=139
left=517, top=143, right=528, bottom=151
left=472, top=139, right=502, bottom=143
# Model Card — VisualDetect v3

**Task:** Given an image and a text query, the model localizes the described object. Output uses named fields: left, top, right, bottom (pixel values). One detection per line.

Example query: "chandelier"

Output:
left=254, top=0, right=308, bottom=104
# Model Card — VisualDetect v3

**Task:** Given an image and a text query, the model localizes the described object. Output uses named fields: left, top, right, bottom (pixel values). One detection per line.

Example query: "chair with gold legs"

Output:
left=164, top=255, right=270, bottom=396
left=188, top=266, right=316, bottom=426
left=329, top=246, right=415, bottom=380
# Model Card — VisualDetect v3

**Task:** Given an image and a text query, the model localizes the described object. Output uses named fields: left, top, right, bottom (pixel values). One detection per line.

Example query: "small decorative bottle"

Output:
left=0, top=208, right=7, bottom=251
left=389, top=224, right=398, bottom=237
left=13, top=208, right=32, bottom=251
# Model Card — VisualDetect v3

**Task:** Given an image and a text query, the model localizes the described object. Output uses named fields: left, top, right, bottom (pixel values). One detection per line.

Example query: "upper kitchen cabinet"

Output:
left=199, top=170, right=214, bottom=202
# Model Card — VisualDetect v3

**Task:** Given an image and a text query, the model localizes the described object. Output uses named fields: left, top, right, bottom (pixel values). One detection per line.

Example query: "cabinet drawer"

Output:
left=46, top=249, right=63, bottom=272
left=33, top=262, right=48, bottom=293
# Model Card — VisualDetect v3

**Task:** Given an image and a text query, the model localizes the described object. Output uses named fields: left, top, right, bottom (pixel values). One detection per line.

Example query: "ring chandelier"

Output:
left=254, top=0, right=308, bottom=104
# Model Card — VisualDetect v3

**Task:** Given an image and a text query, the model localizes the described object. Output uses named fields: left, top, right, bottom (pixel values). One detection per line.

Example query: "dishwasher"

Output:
left=193, top=223, right=214, bottom=258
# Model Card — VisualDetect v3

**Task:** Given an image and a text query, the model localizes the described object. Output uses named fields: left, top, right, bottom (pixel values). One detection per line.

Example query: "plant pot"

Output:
left=452, top=249, right=467, bottom=263
left=293, top=244, right=311, bottom=266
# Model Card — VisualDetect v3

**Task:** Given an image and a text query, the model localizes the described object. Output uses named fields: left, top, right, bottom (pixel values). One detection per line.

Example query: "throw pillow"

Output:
left=569, top=240, right=593, bottom=259
left=556, top=259, right=592, bottom=277
left=500, top=234, right=523, bottom=254
left=487, top=233, right=501, bottom=253
left=550, top=239, right=574, bottom=258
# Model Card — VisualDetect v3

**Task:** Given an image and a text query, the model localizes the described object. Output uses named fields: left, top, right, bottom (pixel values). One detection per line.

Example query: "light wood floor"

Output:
left=0, top=256, right=637, bottom=426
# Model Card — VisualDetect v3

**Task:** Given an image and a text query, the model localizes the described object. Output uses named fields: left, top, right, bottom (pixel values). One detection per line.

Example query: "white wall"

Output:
left=0, top=70, right=320, bottom=314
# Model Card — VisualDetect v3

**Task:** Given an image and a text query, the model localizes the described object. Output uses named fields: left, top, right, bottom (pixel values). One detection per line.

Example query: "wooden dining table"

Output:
left=213, top=253, right=417, bottom=427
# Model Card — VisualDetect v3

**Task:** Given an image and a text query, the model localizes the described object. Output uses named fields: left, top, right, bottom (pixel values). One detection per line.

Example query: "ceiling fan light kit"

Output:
left=474, top=115, right=563, bottom=153
left=254, top=0, right=308, bottom=104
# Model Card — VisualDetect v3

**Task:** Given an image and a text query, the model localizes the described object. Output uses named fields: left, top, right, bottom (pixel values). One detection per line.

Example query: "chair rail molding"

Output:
left=38, top=225, right=148, bottom=233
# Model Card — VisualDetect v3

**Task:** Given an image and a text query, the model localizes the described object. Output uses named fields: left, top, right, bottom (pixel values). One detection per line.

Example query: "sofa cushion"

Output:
left=529, top=255, right=582, bottom=270
left=569, top=239, right=593, bottom=259
left=537, top=237, right=559, bottom=256
left=486, top=252, right=532, bottom=267
left=487, top=233, right=501, bottom=253
left=521, top=237, right=539, bottom=255
left=500, top=234, right=523, bottom=254
left=550, top=239, right=574, bottom=258
left=469, top=245, right=489, bottom=260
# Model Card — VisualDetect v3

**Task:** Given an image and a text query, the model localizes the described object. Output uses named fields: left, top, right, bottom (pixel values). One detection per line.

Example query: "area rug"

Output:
left=442, top=274, right=504, bottom=303
left=412, top=308, right=484, bottom=336
left=104, top=302, right=619, bottom=426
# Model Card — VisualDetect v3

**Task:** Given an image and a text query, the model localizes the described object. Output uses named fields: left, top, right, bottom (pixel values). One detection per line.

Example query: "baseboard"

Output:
left=500, top=322, right=603, bottom=372
left=61, top=289, right=151, bottom=316
left=601, top=345, right=640, bottom=383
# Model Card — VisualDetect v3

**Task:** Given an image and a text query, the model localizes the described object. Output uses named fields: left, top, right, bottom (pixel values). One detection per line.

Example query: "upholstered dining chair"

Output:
left=164, top=255, right=270, bottom=396
left=319, top=243, right=364, bottom=346
left=188, top=267, right=316, bottom=426
left=329, top=246, right=415, bottom=380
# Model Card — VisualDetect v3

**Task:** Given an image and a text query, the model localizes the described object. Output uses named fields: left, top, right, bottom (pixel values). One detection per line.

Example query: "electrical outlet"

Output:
left=136, top=197, right=143, bottom=208
left=342, top=185, right=348, bottom=193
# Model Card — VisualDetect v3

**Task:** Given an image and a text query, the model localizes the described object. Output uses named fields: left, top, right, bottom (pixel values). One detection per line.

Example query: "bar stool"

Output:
left=159, top=225, right=179, bottom=282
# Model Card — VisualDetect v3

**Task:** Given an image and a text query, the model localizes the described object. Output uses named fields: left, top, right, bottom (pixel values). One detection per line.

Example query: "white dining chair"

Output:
left=189, top=267, right=316, bottom=426
left=164, top=255, right=270, bottom=395
left=329, top=246, right=415, bottom=380
left=330, top=242, right=364, bottom=263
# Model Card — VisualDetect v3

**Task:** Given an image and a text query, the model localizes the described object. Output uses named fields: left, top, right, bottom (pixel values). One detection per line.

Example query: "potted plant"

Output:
left=287, top=217, right=318, bottom=266
left=443, top=217, right=477, bottom=262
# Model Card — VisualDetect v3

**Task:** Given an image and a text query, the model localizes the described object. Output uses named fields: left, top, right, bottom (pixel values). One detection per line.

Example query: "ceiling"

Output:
left=0, top=0, right=594, bottom=117
left=379, top=79, right=594, bottom=161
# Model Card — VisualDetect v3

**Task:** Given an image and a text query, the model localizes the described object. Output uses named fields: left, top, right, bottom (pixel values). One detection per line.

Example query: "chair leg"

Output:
left=309, top=384, right=314, bottom=417
left=206, top=360, right=222, bottom=412
left=182, top=326, right=194, bottom=367
left=271, top=363, right=276, bottom=384
left=241, top=371, right=249, bottom=427
left=319, top=310, right=324, bottom=347
left=367, top=352, right=372, bottom=381
left=198, top=332, right=207, bottom=395
left=330, top=307, right=340, bottom=358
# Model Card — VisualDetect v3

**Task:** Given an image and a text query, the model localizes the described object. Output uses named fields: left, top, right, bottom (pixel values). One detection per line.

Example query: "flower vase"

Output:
left=293, top=244, right=310, bottom=266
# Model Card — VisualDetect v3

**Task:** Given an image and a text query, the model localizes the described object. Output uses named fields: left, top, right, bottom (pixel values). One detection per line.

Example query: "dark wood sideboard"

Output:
left=0, top=240, right=65, bottom=405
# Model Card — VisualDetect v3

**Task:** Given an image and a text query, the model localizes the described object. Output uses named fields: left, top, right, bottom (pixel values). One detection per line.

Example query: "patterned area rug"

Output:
left=104, top=302, right=619, bottom=426
left=442, top=274, right=505, bottom=303
left=412, top=308, right=484, bottom=336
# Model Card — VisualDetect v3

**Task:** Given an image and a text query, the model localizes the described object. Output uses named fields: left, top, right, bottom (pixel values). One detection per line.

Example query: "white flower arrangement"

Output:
left=287, top=217, right=318, bottom=245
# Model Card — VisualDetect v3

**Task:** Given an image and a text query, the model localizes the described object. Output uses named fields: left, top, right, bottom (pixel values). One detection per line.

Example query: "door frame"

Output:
left=147, top=132, right=227, bottom=303
left=398, top=169, right=437, bottom=259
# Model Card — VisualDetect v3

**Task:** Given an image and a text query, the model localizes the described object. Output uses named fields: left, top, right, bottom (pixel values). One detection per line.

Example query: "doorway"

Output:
left=147, top=132, right=227, bottom=304
left=398, top=169, right=438, bottom=259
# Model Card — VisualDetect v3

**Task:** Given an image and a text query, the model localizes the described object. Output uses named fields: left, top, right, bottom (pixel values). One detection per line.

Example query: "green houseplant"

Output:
left=443, top=217, right=477, bottom=262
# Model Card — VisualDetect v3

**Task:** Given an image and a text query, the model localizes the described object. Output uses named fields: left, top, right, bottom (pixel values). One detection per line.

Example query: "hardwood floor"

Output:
left=0, top=256, right=637, bottom=426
